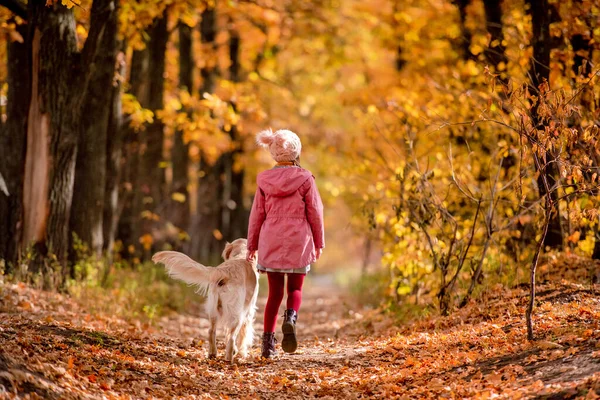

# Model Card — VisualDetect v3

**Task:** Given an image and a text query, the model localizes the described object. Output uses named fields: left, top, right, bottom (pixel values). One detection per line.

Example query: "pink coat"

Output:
left=247, top=167, right=325, bottom=269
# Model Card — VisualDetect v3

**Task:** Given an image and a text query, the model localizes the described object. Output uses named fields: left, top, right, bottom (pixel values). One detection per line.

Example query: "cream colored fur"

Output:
left=152, top=238, right=258, bottom=363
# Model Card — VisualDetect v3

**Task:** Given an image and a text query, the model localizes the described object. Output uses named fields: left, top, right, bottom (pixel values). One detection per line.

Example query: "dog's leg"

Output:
left=208, top=317, right=217, bottom=359
left=225, top=319, right=243, bottom=363
left=236, top=320, right=250, bottom=358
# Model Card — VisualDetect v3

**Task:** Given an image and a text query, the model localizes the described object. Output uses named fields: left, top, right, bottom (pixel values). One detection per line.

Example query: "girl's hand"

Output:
left=316, top=248, right=323, bottom=260
left=246, top=250, right=257, bottom=262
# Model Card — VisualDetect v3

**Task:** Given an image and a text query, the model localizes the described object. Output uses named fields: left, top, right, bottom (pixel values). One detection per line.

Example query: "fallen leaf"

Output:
left=537, top=340, right=563, bottom=350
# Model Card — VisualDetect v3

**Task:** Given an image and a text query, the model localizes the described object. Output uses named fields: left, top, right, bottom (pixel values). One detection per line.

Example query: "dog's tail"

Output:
left=152, top=251, right=218, bottom=296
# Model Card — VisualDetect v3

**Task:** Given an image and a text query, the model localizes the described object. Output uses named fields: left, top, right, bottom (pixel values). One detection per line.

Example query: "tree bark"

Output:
left=571, top=34, right=591, bottom=78
left=117, top=48, right=148, bottom=260
left=133, top=13, right=168, bottom=258
left=141, top=12, right=168, bottom=212
left=453, top=0, right=473, bottom=60
left=22, top=0, right=116, bottom=281
left=527, top=0, right=563, bottom=250
left=189, top=6, right=222, bottom=262
left=0, top=22, right=30, bottom=270
left=102, top=45, right=125, bottom=264
left=170, top=23, right=193, bottom=233
left=224, top=30, right=247, bottom=241
left=70, top=0, right=119, bottom=259
left=482, top=0, right=508, bottom=80
left=393, top=2, right=406, bottom=70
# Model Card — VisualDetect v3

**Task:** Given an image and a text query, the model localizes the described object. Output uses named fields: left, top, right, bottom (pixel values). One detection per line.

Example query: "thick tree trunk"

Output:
left=70, top=0, right=119, bottom=259
left=102, top=45, right=125, bottom=263
left=0, top=23, right=30, bottom=270
left=23, top=2, right=81, bottom=273
left=22, top=0, right=116, bottom=282
left=189, top=6, right=222, bottom=262
left=527, top=0, right=563, bottom=250
left=170, top=23, right=192, bottom=233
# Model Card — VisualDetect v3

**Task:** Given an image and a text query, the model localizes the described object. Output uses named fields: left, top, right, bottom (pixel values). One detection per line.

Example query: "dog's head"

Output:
left=222, top=238, right=248, bottom=261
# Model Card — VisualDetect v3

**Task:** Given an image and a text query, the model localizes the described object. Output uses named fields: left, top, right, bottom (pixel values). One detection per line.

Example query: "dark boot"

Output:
left=261, top=332, right=277, bottom=359
left=281, top=309, right=298, bottom=353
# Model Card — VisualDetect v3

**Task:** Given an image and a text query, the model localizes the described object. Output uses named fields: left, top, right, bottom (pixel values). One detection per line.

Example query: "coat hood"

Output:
left=257, top=168, right=313, bottom=197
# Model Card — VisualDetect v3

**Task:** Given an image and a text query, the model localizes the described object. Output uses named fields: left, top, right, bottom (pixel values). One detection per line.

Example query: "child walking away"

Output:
left=246, top=128, right=325, bottom=359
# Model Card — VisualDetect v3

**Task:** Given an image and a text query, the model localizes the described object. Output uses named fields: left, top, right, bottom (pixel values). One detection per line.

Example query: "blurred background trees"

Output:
left=0, top=0, right=598, bottom=320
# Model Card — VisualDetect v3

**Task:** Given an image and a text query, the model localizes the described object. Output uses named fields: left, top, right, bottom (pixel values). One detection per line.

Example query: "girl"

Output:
left=246, top=128, right=325, bottom=359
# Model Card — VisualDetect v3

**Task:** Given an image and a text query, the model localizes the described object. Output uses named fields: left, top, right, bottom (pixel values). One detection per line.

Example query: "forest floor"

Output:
left=1, top=255, right=600, bottom=399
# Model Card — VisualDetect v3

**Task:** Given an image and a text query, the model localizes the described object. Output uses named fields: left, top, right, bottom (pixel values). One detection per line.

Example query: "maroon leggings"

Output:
left=263, top=272, right=305, bottom=333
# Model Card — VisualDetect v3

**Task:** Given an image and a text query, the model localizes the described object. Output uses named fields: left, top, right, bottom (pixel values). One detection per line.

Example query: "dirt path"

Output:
left=156, top=274, right=374, bottom=390
left=0, top=275, right=375, bottom=399
left=1, top=275, right=600, bottom=399
left=158, top=274, right=366, bottom=350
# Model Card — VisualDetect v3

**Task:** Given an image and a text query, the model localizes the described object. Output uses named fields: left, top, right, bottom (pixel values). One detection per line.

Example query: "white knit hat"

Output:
left=256, top=128, right=302, bottom=162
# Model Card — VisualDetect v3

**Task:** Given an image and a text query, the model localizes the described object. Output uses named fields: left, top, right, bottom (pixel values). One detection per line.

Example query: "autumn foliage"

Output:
left=0, top=0, right=600, bottom=396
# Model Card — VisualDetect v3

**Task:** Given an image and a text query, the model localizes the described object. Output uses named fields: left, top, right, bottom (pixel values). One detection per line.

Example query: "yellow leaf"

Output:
left=171, top=192, right=186, bottom=203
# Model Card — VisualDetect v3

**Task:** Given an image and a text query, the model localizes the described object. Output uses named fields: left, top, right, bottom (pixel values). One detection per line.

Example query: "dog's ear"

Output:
left=222, top=242, right=233, bottom=260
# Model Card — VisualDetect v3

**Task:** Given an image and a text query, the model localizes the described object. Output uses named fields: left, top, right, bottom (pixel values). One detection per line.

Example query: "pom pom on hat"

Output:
left=256, top=128, right=302, bottom=162
left=256, top=128, right=276, bottom=148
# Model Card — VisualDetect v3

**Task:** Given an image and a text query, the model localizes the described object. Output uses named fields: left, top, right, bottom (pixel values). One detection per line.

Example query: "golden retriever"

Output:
left=152, top=238, right=258, bottom=363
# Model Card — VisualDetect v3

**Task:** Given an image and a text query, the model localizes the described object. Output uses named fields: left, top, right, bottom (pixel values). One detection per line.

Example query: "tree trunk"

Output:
left=393, top=2, right=406, bottom=71
left=191, top=158, right=224, bottom=262
left=224, top=30, right=247, bottom=241
left=482, top=0, right=508, bottom=80
left=22, top=0, right=116, bottom=281
left=24, top=2, right=81, bottom=273
left=117, top=48, right=149, bottom=260
left=189, top=6, right=222, bottom=262
left=571, top=34, right=592, bottom=77
left=70, top=0, right=119, bottom=259
left=170, top=23, right=192, bottom=233
left=139, top=12, right=168, bottom=256
left=527, top=0, right=562, bottom=250
left=0, top=23, right=30, bottom=270
left=102, top=45, right=125, bottom=264
left=453, top=0, right=473, bottom=60
left=592, top=224, right=600, bottom=260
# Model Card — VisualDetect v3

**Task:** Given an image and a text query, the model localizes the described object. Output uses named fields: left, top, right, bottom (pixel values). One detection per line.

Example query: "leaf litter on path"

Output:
left=1, top=271, right=600, bottom=399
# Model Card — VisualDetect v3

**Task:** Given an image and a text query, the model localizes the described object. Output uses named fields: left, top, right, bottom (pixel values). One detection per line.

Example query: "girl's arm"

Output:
left=305, top=178, right=325, bottom=250
left=247, top=187, right=266, bottom=253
